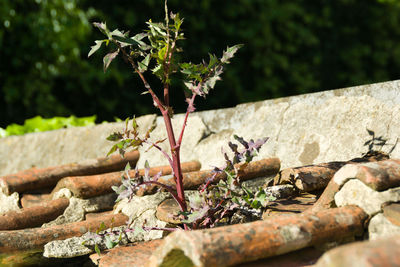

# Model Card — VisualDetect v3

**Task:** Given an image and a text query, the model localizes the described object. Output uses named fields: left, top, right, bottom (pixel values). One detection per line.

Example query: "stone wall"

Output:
left=1, top=80, right=399, bottom=176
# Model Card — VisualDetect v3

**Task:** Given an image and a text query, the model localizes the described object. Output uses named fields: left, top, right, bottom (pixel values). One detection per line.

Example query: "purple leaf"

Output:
left=234, top=135, right=248, bottom=149
left=248, top=137, right=269, bottom=152
left=185, top=97, right=196, bottom=113
left=152, top=171, right=162, bottom=182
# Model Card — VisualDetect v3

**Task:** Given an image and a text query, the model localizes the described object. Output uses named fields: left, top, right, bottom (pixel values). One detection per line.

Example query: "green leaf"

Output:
left=144, top=160, right=150, bottom=170
left=97, top=222, right=106, bottom=233
left=103, top=50, right=119, bottom=72
left=172, top=13, right=183, bottom=32
left=221, top=44, right=243, bottom=64
left=138, top=54, right=151, bottom=72
left=152, top=64, right=163, bottom=79
left=104, top=236, right=118, bottom=249
left=124, top=162, right=131, bottom=172
left=93, top=22, right=110, bottom=37
left=106, top=132, right=123, bottom=141
left=88, top=40, right=105, bottom=58
left=94, top=244, right=101, bottom=256
left=147, top=21, right=167, bottom=36
left=110, top=29, right=125, bottom=38
left=133, top=226, right=146, bottom=236
left=107, top=144, right=118, bottom=156
left=112, top=35, right=141, bottom=46
left=125, top=117, right=130, bottom=129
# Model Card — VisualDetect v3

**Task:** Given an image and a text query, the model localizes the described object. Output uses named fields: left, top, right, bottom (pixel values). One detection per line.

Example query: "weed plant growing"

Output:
left=85, top=0, right=273, bottom=252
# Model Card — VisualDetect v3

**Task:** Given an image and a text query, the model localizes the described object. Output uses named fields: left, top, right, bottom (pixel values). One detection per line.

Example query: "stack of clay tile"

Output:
left=92, top=155, right=400, bottom=267
left=1, top=150, right=400, bottom=267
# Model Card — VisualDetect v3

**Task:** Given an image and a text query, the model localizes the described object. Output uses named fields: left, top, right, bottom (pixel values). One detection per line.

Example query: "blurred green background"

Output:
left=1, top=0, right=400, bottom=128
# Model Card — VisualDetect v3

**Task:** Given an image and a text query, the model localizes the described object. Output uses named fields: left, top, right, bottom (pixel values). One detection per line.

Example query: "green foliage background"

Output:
left=1, top=0, right=400, bottom=128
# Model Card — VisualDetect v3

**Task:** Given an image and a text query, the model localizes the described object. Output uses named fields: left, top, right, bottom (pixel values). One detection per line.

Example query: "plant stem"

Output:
left=160, top=110, right=187, bottom=212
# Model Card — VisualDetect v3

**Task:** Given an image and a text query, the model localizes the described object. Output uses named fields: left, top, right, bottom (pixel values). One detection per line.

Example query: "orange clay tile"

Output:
left=0, top=150, right=140, bottom=194
left=20, top=193, right=51, bottom=208
left=243, top=247, right=323, bottom=267
left=90, top=239, right=163, bottom=267
left=160, top=157, right=280, bottom=189
left=0, top=213, right=128, bottom=254
left=0, top=198, right=69, bottom=230
left=382, top=202, right=400, bottom=226
left=315, top=234, right=400, bottom=267
left=51, top=160, right=201, bottom=199
left=274, top=161, right=345, bottom=192
left=85, top=210, right=114, bottom=220
left=147, top=205, right=367, bottom=267
left=309, top=158, right=400, bottom=213
left=351, top=159, right=400, bottom=191
left=274, top=154, right=391, bottom=192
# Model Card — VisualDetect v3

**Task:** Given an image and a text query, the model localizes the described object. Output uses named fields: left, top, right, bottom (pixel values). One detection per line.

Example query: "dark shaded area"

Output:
left=1, top=0, right=400, bottom=127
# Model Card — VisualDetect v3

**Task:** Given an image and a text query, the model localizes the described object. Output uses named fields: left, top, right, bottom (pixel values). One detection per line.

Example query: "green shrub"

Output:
left=0, top=115, right=96, bottom=137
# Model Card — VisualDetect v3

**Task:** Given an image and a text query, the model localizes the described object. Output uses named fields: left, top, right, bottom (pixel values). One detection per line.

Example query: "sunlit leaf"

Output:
left=95, top=244, right=101, bottom=256
left=221, top=44, right=243, bottom=64
left=138, top=54, right=151, bottom=72
left=103, top=49, right=119, bottom=72
left=107, top=144, right=118, bottom=156
left=112, top=35, right=141, bottom=46
left=106, top=132, right=123, bottom=141
left=93, top=22, right=110, bottom=37
left=88, top=40, right=104, bottom=58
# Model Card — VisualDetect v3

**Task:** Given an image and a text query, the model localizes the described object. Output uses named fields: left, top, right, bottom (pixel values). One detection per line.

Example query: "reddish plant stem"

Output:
left=177, top=93, right=196, bottom=146
left=118, top=41, right=189, bottom=230
left=138, top=180, right=185, bottom=210
left=160, top=110, right=187, bottom=212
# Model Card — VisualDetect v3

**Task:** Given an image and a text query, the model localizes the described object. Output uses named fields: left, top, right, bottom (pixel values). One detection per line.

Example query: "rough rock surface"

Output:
left=368, top=213, right=400, bottom=240
left=334, top=179, right=400, bottom=215
left=0, top=191, right=20, bottom=214
left=43, top=193, right=117, bottom=226
left=0, top=115, right=156, bottom=176
left=1, top=81, right=400, bottom=175
left=43, top=192, right=170, bottom=258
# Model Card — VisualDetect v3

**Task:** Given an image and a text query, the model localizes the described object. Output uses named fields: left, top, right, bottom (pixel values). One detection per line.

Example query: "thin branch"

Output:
left=144, top=140, right=174, bottom=169
left=117, top=43, right=166, bottom=113
left=138, top=180, right=185, bottom=211
left=177, top=93, right=196, bottom=146
left=143, top=226, right=180, bottom=232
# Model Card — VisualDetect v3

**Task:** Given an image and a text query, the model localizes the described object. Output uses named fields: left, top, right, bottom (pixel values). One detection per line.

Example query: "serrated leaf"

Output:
left=112, top=35, right=141, bottom=46
left=221, top=44, right=243, bottom=64
left=181, top=207, right=209, bottom=224
left=173, top=13, right=183, bottom=32
left=110, top=29, right=124, bottom=38
left=93, top=22, right=110, bottom=37
left=147, top=21, right=167, bottom=36
left=138, top=54, right=151, bottom=72
left=88, top=40, right=105, bottom=58
left=103, top=49, right=119, bottom=72
left=152, top=64, right=163, bottom=78
left=132, top=32, right=147, bottom=41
